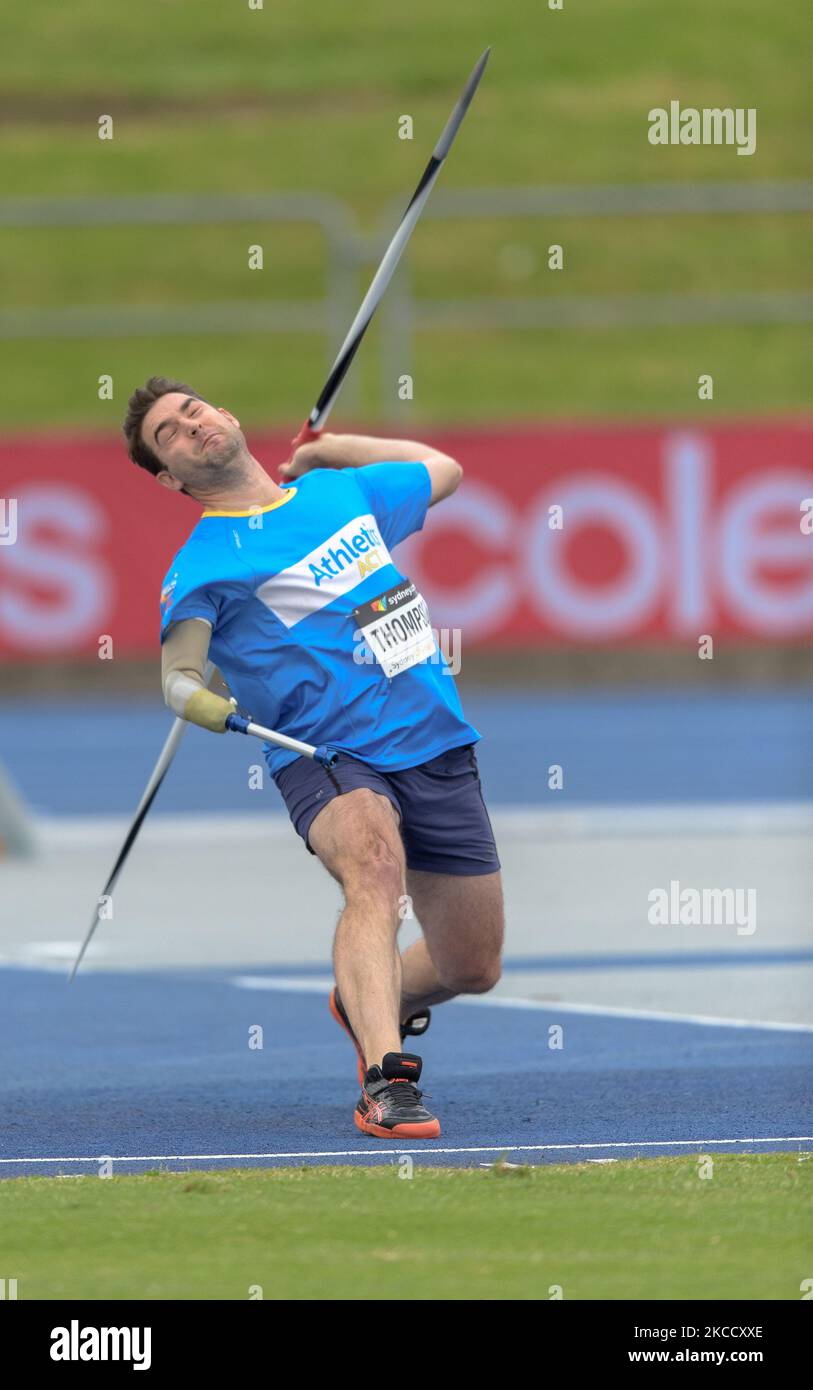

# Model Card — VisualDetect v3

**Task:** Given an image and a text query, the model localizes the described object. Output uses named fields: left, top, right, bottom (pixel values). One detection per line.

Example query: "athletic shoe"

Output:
left=355, top=1051, right=441, bottom=1139
left=401, top=1007, right=432, bottom=1043
left=329, top=986, right=433, bottom=1087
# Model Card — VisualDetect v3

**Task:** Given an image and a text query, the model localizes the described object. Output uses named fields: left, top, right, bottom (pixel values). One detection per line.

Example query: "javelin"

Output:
left=68, top=48, right=490, bottom=981
left=291, top=45, right=490, bottom=447
left=67, top=676, right=338, bottom=981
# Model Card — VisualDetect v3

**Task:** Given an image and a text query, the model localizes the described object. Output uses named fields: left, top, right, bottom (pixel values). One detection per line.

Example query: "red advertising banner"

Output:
left=0, top=421, right=811, bottom=657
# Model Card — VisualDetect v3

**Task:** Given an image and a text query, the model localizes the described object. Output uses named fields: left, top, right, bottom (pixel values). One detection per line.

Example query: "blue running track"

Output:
left=0, top=689, right=811, bottom=814
left=2, top=968, right=810, bottom=1176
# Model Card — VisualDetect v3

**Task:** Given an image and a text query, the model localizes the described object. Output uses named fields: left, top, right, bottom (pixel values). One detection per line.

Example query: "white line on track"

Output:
left=455, top=994, right=813, bottom=1033
left=231, top=975, right=334, bottom=992
left=228, top=976, right=813, bottom=1033
left=2, top=1138, right=811, bottom=1164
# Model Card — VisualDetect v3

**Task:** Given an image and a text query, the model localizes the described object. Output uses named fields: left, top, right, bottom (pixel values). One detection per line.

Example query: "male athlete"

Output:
left=124, top=376, right=504, bottom=1139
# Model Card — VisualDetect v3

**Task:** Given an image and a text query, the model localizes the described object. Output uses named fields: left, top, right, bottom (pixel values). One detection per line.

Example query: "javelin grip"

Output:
left=291, top=420, right=323, bottom=449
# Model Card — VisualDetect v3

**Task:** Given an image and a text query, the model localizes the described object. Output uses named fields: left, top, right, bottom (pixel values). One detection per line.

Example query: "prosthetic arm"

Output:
left=161, top=617, right=236, bottom=732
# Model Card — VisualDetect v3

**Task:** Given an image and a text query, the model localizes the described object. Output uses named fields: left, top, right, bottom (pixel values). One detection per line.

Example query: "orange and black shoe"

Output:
left=355, top=1052, right=441, bottom=1140
left=329, top=987, right=432, bottom=1088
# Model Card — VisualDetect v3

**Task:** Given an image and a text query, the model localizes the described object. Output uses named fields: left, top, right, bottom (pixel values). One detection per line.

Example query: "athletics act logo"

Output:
left=307, top=521, right=385, bottom=586
left=50, top=1320, right=151, bottom=1370
left=255, top=514, right=392, bottom=630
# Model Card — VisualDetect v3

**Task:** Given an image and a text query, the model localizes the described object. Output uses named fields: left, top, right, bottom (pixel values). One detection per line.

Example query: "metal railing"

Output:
left=1, top=182, right=810, bottom=412
left=373, top=182, right=813, bottom=407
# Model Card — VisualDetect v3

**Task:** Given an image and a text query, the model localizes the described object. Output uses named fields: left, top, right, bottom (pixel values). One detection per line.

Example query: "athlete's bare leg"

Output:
left=310, top=791, right=503, bottom=1066
left=308, top=788, right=406, bottom=1070
left=398, top=869, right=504, bottom=1019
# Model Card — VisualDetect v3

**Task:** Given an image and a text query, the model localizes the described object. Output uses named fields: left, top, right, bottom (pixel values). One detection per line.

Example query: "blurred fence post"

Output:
left=0, top=761, right=36, bottom=858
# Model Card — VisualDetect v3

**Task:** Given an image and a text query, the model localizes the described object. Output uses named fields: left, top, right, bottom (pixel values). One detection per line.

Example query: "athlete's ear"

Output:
left=218, top=407, right=239, bottom=428
left=156, top=470, right=184, bottom=493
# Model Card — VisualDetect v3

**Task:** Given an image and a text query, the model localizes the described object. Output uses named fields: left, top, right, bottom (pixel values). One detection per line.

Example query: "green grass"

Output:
left=0, top=0, right=810, bottom=428
left=2, top=0, right=808, bottom=170
left=1, top=322, right=810, bottom=432
left=3, top=217, right=809, bottom=311
left=1, top=1155, right=810, bottom=1300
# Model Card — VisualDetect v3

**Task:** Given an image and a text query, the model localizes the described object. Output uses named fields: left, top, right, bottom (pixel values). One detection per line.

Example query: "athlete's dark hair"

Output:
left=123, top=375, right=207, bottom=477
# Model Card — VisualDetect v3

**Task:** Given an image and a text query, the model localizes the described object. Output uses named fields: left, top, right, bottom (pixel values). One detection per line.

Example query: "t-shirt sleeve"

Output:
left=348, top=462, right=432, bottom=550
left=159, top=562, right=222, bottom=643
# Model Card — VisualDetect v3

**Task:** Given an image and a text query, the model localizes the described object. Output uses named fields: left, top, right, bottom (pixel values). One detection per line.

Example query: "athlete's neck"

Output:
left=192, top=458, right=287, bottom=512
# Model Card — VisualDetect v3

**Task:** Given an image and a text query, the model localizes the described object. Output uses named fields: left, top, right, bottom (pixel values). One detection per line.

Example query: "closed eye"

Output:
left=166, top=410, right=200, bottom=444
left=155, top=398, right=202, bottom=447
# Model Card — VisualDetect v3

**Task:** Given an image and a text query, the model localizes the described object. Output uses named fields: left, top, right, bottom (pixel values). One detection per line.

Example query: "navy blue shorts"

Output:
left=274, top=742, right=501, bottom=877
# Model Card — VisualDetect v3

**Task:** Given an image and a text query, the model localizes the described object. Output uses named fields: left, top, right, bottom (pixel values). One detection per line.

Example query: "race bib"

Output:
left=353, top=578, right=436, bottom=678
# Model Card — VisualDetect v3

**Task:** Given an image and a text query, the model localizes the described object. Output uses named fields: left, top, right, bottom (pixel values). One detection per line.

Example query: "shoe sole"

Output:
left=329, top=987, right=366, bottom=1089
left=354, top=1110, right=441, bottom=1140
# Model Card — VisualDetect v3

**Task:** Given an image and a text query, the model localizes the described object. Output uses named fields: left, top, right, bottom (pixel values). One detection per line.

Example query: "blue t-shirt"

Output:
left=159, top=462, right=480, bottom=777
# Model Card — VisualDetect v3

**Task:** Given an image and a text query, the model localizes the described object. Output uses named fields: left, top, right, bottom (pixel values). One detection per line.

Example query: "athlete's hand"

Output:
left=278, top=430, right=332, bottom=482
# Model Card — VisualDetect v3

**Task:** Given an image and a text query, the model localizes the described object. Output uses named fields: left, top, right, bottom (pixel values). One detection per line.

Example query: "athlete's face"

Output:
left=144, top=392, right=248, bottom=495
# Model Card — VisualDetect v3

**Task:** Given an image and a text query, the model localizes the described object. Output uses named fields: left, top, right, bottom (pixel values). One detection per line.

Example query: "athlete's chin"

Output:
left=200, top=448, right=242, bottom=475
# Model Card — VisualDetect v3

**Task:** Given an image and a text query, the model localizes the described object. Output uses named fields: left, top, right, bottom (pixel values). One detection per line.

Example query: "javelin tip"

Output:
left=462, top=46, right=492, bottom=101
left=433, top=47, right=492, bottom=161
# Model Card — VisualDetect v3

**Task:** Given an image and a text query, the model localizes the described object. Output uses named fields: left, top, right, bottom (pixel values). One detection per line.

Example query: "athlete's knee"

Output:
left=344, top=842, right=403, bottom=904
left=340, top=814, right=404, bottom=909
left=441, top=955, right=502, bottom=996
left=319, top=790, right=402, bottom=886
